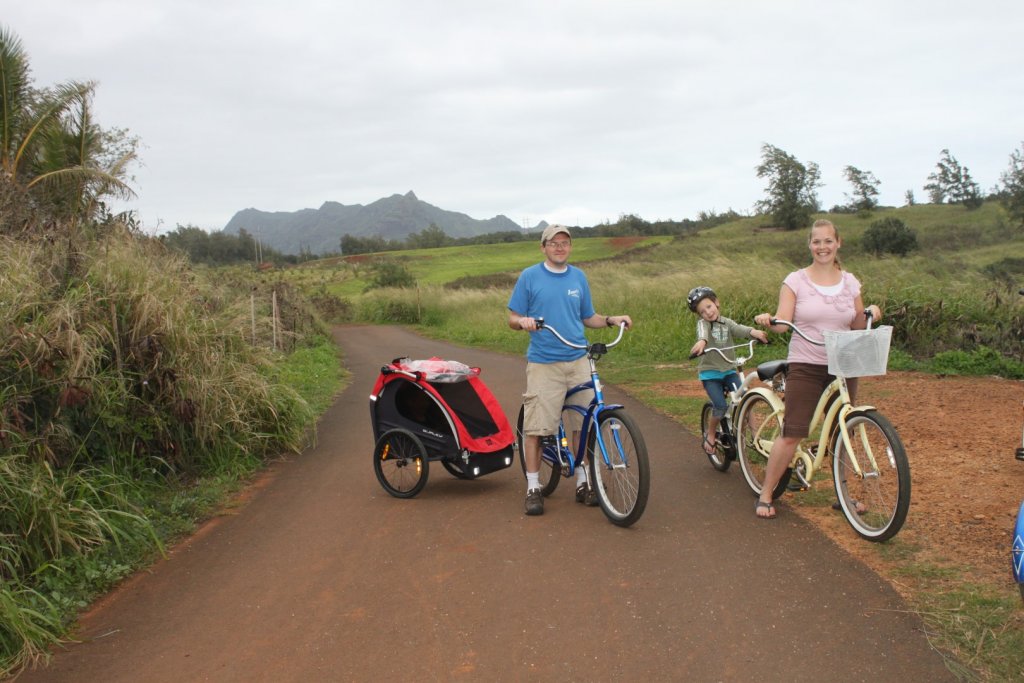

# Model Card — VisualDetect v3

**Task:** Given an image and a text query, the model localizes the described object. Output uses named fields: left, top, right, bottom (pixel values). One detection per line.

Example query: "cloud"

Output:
left=5, top=0, right=1023, bottom=231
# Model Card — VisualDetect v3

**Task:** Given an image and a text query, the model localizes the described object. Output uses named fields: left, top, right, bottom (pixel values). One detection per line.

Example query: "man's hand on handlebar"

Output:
left=516, top=316, right=539, bottom=331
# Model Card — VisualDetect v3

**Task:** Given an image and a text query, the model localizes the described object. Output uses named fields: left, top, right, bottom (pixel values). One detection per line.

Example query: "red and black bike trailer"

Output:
left=369, top=357, right=514, bottom=498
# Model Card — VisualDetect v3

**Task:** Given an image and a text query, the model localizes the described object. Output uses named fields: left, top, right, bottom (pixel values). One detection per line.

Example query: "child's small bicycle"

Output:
left=689, top=339, right=782, bottom=472
left=514, top=319, right=650, bottom=527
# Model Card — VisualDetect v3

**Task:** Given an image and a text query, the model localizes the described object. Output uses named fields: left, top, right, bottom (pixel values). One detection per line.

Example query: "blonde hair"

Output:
left=809, top=219, right=842, bottom=270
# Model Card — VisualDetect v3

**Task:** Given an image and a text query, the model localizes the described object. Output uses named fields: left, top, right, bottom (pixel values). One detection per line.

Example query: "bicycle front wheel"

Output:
left=516, top=405, right=560, bottom=496
left=832, top=410, right=910, bottom=542
left=588, top=408, right=650, bottom=527
left=700, top=402, right=731, bottom=472
left=735, top=392, right=784, bottom=497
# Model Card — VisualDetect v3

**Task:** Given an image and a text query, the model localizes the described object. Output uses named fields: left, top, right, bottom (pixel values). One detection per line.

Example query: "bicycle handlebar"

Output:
left=689, top=338, right=765, bottom=363
left=770, top=310, right=875, bottom=346
left=535, top=317, right=628, bottom=350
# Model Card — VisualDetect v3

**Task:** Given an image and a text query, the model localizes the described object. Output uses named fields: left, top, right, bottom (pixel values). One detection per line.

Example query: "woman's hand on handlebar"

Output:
left=753, top=313, right=774, bottom=328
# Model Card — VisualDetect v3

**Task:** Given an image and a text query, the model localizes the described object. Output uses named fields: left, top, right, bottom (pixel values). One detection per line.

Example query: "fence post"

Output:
left=251, top=287, right=257, bottom=345
left=272, top=289, right=278, bottom=351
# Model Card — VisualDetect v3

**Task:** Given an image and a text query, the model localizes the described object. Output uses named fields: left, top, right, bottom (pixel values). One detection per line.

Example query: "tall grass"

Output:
left=0, top=227, right=339, bottom=676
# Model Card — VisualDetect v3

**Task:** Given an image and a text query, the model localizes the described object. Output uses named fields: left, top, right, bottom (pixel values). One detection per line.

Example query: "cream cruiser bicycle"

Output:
left=735, top=314, right=910, bottom=542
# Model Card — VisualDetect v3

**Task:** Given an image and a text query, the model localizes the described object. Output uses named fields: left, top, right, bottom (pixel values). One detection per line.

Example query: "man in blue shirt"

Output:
left=508, top=225, right=633, bottom=516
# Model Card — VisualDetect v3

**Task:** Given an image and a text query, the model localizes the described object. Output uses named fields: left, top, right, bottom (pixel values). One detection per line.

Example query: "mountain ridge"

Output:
left=222, top=191, right=538, bottom=254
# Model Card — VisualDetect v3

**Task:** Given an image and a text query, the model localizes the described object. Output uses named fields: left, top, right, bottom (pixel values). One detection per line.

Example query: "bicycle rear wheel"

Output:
left=588, top=408, right=649, bottom=527
left=735, top=392, right=785, bottom=497
left=832, top=410, right=910, bottom=542
left=700, top=402, right=731, bottom=472
left=516, top=405, right=560, bottom=496
left=373, top=428, right=429, bottom=498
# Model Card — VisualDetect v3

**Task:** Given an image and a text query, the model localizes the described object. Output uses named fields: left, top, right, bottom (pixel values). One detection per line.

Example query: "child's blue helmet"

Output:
left=687, top=286, right=716, bottom=312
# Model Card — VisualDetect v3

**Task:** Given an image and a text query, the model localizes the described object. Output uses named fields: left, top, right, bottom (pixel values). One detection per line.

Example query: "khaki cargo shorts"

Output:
left=522, top=357, right=593, bottom=436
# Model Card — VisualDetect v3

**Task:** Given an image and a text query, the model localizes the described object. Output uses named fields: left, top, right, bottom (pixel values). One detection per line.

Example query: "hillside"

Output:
left=221, top=190, right=534, bottom=255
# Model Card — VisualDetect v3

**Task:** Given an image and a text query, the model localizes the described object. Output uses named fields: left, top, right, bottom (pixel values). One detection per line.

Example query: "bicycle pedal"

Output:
left=787, top=482, right=808, bottom=492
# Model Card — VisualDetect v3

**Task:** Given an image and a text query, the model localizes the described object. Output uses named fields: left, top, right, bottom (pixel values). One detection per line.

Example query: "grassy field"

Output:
left=287, top=235, right=674, bottom=298
left=269, top=202, right=1024, bottom=680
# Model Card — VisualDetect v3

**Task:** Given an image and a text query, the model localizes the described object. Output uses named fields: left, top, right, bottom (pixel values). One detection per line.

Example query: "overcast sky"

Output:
left=6, top=1, right=1023, bottom=233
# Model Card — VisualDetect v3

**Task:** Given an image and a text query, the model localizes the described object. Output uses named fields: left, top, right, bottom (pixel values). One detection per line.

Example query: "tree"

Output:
left=923, top=149, right=982, bottom=208
left=406, top=223, right=451, bottom=249
left=340, top=233, right=397, bottom=255
left=842, top=166, right=880, bottom=212
left=861, top=217, right=918, bottom=256
left=0, top=25, right=136, bottom=225
left=998, top=141, right=1024, bottom=225
left=755, top=144, right=822, bottom=230
left=904, top=189, right=916, bottom=206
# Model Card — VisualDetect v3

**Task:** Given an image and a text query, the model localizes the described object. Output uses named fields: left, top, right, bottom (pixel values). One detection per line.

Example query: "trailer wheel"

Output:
left=374, top=429, right=429, bottom=498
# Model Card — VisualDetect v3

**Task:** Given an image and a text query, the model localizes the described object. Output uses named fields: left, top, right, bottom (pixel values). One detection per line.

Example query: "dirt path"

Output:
left=18, top=326, right=956, bottom=682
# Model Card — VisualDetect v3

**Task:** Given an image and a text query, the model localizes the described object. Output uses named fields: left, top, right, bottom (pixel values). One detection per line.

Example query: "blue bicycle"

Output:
left=515, top=320, right=650, bottom=527
left=1014, top=289, right=1024, bottom=604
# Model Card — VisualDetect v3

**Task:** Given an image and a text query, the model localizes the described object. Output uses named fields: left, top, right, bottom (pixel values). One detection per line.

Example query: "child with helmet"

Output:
left=687, top=286, right=768, bottom=456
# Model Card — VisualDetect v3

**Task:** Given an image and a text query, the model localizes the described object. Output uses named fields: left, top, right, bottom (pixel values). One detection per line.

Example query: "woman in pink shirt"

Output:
left=752, top=219, right=882, bottom=520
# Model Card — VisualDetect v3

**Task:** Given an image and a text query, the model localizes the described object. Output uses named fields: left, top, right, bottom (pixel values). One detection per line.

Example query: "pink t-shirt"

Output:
left=783, top=269, right=861, bottom=365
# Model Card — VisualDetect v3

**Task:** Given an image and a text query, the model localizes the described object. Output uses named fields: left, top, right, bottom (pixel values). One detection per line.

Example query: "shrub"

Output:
left=861, top=217, right=918, bottom=256
left=982, top=257, right=1024, bottom=285
left=364, top=260, right=416, bottom=291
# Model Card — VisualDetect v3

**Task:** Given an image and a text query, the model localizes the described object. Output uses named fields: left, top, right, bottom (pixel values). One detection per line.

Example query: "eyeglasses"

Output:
left=546, top=240, right=571, bottom=249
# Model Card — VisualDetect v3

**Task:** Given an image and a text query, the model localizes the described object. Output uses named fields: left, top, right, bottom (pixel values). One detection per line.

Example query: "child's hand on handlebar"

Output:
left=751, top=329, right=769, bottom=344
left=688, top=339, right=707, bottom=358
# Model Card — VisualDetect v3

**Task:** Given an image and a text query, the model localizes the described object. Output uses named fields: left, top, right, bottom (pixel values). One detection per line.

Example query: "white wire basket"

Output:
left=823, top=325, right=893, bottom=378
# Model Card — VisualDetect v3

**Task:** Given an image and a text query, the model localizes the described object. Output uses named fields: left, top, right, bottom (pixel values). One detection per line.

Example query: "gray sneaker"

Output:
left=524, top=488, right=544, bottom=516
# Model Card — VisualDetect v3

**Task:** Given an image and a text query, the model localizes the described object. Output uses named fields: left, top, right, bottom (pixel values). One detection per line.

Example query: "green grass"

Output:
left=291, top=235, right=672, bottom=298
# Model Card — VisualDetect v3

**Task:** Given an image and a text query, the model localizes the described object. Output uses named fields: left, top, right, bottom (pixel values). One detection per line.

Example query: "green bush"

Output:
left=364, top=261, right=416, bottom=291
left=927, top=346, right=1024, bottom=379
left=862, top=217, right=919, bottom=256
left=982, top=256, right=1024, bottom=285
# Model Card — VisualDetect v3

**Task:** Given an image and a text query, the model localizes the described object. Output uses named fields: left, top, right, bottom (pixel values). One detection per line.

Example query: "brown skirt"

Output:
left=782, top=363, right=858, bottom=438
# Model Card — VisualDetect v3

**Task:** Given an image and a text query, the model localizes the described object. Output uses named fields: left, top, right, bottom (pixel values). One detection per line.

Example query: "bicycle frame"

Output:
left=785, top=376, right=880, bottom=487
left=544, top=343, right=626, bottom=476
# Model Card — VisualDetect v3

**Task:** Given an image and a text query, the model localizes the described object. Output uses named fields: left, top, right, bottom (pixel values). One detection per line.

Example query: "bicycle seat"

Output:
left=756, top=359, right=788, bottom=381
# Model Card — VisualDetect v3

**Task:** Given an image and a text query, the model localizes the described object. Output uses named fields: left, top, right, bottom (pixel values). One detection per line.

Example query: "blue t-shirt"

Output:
left=508, top=263, right=595, bottom=363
